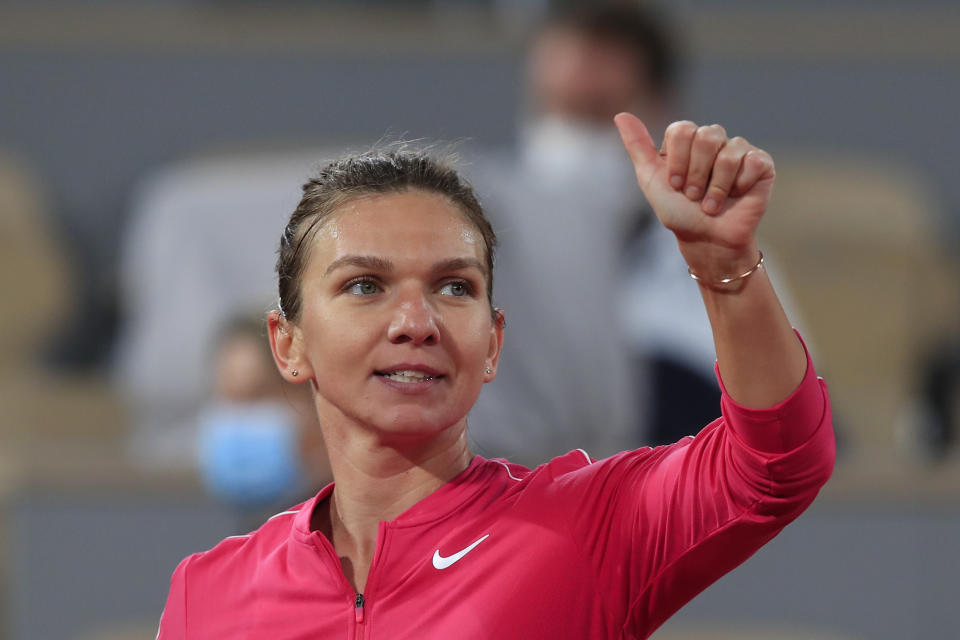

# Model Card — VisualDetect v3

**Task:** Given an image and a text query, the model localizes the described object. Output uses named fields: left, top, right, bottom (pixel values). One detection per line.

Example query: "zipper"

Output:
left=352, top=523, right=386, bottom=638
left=354, top=593, right=365, bottom=624
left=310, top=517, right=380, bottom=638
left=353, top=592, right=365, bottom=639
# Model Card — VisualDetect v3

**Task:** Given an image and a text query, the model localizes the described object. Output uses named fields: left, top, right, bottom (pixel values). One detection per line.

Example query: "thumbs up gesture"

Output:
left=614, top=113, right=775, bottom=283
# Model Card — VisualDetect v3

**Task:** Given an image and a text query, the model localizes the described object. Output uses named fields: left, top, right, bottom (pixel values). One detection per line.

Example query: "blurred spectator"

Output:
left=197, top=312, right=330, bottom=514
left=112, top=151, right=324, bottom=467
left=466, top=2, right=724, bottom=462
left=112, top=2, right=801, bottom=469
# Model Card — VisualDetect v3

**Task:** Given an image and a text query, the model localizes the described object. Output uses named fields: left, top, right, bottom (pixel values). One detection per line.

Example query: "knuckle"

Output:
left=750, top=149, right=775, bottom=169
left=715, top=150, right=740, bottom=171
left=695, top=125, right=726, bottom=147
left=667, top=120, right=697, bottom=138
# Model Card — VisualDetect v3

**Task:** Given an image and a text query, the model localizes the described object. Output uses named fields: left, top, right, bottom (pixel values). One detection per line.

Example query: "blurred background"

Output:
left=1, top=0, right=959, bottom=638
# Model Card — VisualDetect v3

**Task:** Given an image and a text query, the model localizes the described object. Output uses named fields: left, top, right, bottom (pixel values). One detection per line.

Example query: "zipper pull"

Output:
left=355, top=593, right=365, bottom=623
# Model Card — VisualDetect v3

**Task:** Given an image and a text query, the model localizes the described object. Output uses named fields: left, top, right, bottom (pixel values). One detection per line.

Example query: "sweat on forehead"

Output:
left=307, top=192, right=485, bottom=270
left=275, top=149, right=497, bottom=323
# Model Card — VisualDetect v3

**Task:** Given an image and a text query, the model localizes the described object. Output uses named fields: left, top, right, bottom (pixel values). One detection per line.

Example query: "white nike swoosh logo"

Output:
left=432, top=534, right=490, bottom=570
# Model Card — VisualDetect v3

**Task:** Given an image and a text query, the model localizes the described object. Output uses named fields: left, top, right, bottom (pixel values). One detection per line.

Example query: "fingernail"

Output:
left=685, top=185, right=701, bottom=200
left=703, top=198, right=718, bottom=214
left=670, top=175, right=683, bottom=189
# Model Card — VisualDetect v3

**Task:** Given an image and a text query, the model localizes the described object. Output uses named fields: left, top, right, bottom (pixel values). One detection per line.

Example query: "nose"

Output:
left=386, top=286, right=440, bottom=346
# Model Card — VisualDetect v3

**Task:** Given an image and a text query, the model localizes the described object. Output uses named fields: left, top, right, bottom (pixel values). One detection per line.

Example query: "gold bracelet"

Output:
left=688, top=251, right=764, bottom=286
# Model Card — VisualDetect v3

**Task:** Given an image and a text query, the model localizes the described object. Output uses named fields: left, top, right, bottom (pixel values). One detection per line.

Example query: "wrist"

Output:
left=679, top=242, right=762, bottom=290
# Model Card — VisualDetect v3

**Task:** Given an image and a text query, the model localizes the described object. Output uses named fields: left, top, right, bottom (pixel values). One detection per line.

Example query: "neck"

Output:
left=328, top=425, right=473, bottom=529
left=311, top=418, right=473, bottom=591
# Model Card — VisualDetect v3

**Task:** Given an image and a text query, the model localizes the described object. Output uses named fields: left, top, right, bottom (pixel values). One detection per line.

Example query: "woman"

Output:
left=157, top=114, right=835, bottom=638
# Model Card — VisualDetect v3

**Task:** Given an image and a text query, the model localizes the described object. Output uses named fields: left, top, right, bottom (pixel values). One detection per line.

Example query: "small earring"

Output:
left=485, top=368, right=492, bottom=374
left=291, top=369, right=299, bottom=377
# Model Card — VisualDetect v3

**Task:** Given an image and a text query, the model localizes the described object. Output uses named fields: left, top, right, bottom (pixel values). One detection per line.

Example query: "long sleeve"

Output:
left=543, top=333, right=835, bottom=638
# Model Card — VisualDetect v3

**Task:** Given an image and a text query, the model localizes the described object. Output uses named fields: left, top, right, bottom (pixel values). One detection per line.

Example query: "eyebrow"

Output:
left=323, top=255, right=393, bottom=277
left=323, top=255, right=486, bottom=278
left=430, top=257, right=486, bottom=276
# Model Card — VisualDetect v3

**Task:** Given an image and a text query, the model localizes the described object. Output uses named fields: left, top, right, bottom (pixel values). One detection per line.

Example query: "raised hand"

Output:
left=614, top=113, right=775, bottom=282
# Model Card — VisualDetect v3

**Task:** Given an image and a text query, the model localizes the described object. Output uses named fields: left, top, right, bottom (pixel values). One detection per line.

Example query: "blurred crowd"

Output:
left=2, top=0, right=958, bottom=510
left=113, top=3, right=726, bottom=482
left=2, top=1, right=960, bottom=637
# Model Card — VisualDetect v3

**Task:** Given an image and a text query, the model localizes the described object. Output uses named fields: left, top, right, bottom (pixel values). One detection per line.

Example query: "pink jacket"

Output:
left=158, top=339, right=834, bottom=639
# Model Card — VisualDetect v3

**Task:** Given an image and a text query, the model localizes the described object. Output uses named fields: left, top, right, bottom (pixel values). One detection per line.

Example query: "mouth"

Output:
left=374, top=367, right=445, bottom=384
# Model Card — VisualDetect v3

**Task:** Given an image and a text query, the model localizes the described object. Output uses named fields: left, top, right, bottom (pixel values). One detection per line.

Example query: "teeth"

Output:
left=382, top=370, right=435, bottom=383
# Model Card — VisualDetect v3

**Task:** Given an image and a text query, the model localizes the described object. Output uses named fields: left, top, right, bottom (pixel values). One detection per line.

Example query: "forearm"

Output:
left=683, top=242, right=806, bottom=409
left=613, top=114, right=809, bottom=408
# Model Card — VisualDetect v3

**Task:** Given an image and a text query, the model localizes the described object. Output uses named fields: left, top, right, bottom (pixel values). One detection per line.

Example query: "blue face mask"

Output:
left=197, top=402, right=303, bottom=508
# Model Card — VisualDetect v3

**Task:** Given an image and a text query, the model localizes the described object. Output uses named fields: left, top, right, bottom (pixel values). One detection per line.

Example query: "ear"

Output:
left=267, top=310, right=314, bottom=384
left=483, top=308, right=506, bottom=383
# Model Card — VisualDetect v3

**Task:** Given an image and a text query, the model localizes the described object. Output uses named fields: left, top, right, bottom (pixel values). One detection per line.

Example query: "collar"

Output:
left=291, top=455, right=504, bottom=544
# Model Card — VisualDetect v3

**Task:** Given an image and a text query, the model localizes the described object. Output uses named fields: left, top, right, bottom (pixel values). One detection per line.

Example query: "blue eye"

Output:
left=439, top=281, right=470, bottom=297
left=347, top=279, right=380, bottom=296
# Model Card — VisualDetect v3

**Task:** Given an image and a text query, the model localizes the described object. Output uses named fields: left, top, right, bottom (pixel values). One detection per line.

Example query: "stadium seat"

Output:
left=760, top=151, right=960, bottom=474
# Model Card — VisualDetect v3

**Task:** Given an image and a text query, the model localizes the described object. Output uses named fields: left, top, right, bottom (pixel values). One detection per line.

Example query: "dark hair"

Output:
left=541, top=2, right=680, bottom=96
left=277, top=148, right=496, bottom=323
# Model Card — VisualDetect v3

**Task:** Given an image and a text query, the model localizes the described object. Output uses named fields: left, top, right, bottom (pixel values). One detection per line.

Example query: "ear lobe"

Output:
left=484, top=308, right=506, bottom=382
left=267, top=310, right=312, bottom=383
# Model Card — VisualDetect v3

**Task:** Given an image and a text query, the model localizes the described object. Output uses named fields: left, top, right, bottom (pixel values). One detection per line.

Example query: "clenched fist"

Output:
left=614, top=113, right=775, bottom=283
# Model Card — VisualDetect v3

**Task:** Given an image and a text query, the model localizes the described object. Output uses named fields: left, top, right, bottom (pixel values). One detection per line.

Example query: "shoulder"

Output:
left=174, top=502, right=307, bottom=582
left=160, top=501, right=315, bottom=637
left=478, top=450, right=596, bottom=489
left=513, top=439, right=716, bottom=514
left=544, top=444, right=686, bottom=481
left=500, top=445, right=677, bottom=499
left=544, top=448, right=596, bottom=477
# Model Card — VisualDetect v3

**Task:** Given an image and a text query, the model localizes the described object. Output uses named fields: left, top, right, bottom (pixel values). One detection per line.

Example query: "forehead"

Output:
left=307, top=190, right=486, bottom=270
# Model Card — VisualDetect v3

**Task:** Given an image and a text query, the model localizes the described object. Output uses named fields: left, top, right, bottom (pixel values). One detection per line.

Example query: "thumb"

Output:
left=614, top=112, right=659, bottom=186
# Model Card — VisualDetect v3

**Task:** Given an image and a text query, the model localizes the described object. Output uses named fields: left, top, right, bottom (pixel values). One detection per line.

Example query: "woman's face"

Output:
left=292, top=189, right=503, bottom=443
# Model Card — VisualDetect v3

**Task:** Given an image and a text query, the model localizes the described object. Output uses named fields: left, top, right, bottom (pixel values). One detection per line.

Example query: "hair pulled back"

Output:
left=277, top=147, right=496, bottom=323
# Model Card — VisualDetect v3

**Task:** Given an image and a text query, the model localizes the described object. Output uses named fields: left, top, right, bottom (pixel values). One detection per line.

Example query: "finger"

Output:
left=731, top=148, right=776, bottom=197
left=662, top=120, right=697, bottom=191
left=683, top=124, right=727, bottom=203
left=614, top=112, right=659, bottom=186
left=702, top=136, right=751, bottom=215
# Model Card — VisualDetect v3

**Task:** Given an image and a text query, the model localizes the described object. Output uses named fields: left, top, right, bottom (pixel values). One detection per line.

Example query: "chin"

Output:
left=374, top=408, right=465, bottom=441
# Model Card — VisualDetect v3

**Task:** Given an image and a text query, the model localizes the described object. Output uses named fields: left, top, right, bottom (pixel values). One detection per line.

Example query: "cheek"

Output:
left=457, top=316, right=496, bottom=360
left=304, top=309, right=376, bottom=364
